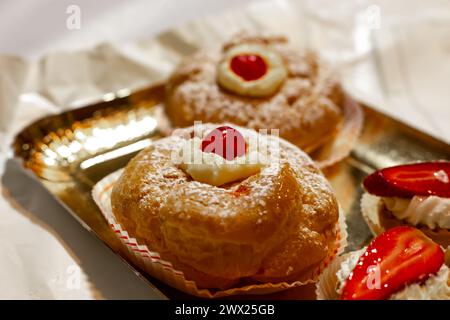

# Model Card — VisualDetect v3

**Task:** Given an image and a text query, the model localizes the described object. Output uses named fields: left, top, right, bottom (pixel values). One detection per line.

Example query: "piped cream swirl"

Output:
left=383, top=196, right=450, bottom=229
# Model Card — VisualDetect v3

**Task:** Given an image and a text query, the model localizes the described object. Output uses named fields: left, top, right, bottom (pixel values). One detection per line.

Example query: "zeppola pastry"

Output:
left=110, top=123, right=341, bottom=289
left=165, top=33, right=346, bottom=154
left=317, top=226, right=450, bottom=300
left=361, top=161, right=450, bottom=247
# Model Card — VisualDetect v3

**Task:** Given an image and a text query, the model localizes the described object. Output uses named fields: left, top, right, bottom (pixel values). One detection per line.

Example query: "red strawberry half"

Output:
left=363, top=161, right=450, bottom=198
left=201, top=126, right=247, bottom=161
left=341, top=226, right=445, bottom=300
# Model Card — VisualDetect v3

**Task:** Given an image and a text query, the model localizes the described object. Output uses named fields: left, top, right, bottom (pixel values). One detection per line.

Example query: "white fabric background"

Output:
left=0, top=0, right=449, bottom=299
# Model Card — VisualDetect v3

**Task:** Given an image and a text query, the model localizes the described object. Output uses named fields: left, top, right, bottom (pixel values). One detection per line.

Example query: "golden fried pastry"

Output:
left=165, top=33, right=344, bottom=153
left=111, top=123, right=339, bottom=289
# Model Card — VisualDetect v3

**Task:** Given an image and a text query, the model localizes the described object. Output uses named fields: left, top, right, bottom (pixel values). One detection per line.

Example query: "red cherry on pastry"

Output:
left=230, top=54, right=268, bottom=81
left=363, top=161, right=450, bottom=198
left=201, top=126, right=247, bottom=160
left=341, top=226, right=444, bottom=300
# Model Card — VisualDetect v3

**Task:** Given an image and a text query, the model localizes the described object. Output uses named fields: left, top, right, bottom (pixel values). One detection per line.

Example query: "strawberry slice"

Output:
left=341, top=226, right=444, bottom=300
left=363, top=161, right=450, bottom=198
left=201, top=126, right=247, bottom=161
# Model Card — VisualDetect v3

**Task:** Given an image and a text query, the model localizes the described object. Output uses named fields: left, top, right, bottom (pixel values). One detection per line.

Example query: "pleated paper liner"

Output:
left=313, top=95, right=364, bottom=169
left=315, top=253, right=351, bottom=300
left=92, top=168, right=348, bottom=298
left=361, top=193, right=450, bottom=248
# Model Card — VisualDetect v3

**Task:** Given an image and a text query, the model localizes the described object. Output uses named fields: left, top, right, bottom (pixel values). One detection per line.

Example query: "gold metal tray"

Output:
left=11, top=83, right=450, bottom=299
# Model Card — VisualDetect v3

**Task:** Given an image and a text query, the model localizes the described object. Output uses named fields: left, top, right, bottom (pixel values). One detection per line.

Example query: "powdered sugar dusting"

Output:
left=110, top=123, right=339, bottom=285
left=126, top=124, right=334, bottom=223
left=166, top=34, right=343, bottom=151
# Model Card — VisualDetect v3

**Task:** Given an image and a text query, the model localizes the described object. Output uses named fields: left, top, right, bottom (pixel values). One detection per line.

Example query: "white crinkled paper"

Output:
left=1, top=0, right=450, bottom=299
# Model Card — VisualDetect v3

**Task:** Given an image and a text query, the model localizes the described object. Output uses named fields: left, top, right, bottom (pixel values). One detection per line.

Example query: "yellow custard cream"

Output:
left=177, top=136, right=272, bottom=186
left=383, top=196, right=450, bottom=229
left=217, top=44, right=287, bottom=97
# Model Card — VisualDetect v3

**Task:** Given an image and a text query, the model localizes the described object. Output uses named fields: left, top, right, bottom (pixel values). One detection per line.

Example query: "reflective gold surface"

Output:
left=12, top=84, right=450, bottom=299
